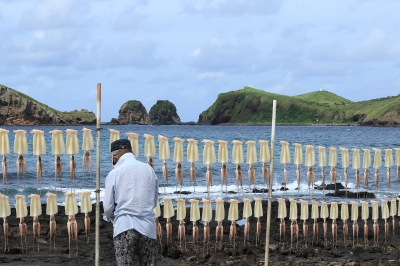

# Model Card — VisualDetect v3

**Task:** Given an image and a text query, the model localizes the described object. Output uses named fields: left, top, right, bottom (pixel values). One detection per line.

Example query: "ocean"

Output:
left=1, top=124, right=400, bottom=207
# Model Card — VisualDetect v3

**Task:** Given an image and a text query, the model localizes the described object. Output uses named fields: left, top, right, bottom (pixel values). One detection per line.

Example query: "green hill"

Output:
left=0, top=84, right=96, bottom=125
left=198, top=87, right=400, bottom=126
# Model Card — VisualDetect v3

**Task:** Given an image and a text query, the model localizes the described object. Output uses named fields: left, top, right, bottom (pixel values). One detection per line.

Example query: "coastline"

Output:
left=2, top=201, right=400, bottom=265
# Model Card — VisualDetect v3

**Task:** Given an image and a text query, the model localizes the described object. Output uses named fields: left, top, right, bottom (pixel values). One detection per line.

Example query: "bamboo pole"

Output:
left=265, top=100, right=276, bottom=266
left=95, top=83, right=101, bottom=266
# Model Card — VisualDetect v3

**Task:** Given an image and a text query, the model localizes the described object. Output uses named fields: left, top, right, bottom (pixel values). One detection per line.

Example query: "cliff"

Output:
left=198, top=86, right=400, bottom=126
left=0, top=84, right=96, bottom=125
left=149, top=100, right=181, bottom=125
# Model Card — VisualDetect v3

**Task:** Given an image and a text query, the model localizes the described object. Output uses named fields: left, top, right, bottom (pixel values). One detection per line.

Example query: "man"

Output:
left=103, top=139, right=158, bottom=266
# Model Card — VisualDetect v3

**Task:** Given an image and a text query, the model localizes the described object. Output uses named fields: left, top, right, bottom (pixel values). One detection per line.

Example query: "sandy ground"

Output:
left=2, top=194, right=400, bottom=265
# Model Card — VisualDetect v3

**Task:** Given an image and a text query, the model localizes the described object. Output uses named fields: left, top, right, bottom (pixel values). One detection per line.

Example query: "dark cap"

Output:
left=110, top=139, right=132, bottom=152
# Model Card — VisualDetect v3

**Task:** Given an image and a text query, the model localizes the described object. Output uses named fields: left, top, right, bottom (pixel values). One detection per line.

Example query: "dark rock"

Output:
left=149, top=100, right=181, bottom=125
left=280, top=249, right=290, bottom=255
left=352, top=245, right=364, bottom=254
left=117, top=100, right=151, bottom=125
left=326, top=191, right=375, bottom=198
left=209, top=254, right=224, bottom=264
left=174, top=191, right=192, bottom=195
left=252, top=188, right=274, bottom=193
left=109, top=118, right=120, bottom=125
left=280, top=186, right=289, bottom=191
left=319, top=183, right=345, bottom=191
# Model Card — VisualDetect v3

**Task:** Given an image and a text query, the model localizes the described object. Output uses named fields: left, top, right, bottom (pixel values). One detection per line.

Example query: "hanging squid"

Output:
left=15, top=194, right=28, bottom=253
left=381, top=199, right=389, bottom=243
left=361, top=201, right=369, bottom=246
left=187, top=139, right=199, bottom=193
left=395, top=148, right=400, bottom=184
left=144, top=134, right=156, bottom=169
left=259, top=140, right=270, bottom=193
left=163, top=198, right=174, bottom=249
left=317, top=146, right=327, bottom=197
left=202, top=198, right=212, bottom=254
left=31, top=130, right=46, bottom=193
left=362, top=149, right=371, bottom=191
left=50, top=130, right=65, bottom=190
left=228, top=199, right=238, bottom=251
left=372, top=148, right=382, bottom=194
left=293, top=143, right=303, bottom=197
left=173, top=137, right=185, bottom=194
left=340, top=202, right=349, bottom=248
left=14, top=130, right=28, bottom=191
left=339, top=148, right=350, bottom=197
left=218, top=140, right=229, bottom=194
left=390, top=199, right=396, bottom=238
left=82, top=128, right=94, bottom=186
left=0, top=193, right=10, bottom=253
left=0, top=129, right=10, bottom=193
left=176, top=198, right=186, bottom=251
left=66, top=129, right=79, bottom=191
left=352, top=148, right=361, bottom=198
left=350, top=201, right=359, bottom=246
left=384, top=149, right=393, bottom=195
left=311, top=200, right=319, bottom=245
left=202, top=140, right=216, bottom=199
left=46, top=192, right=58, bottom=251
left=189, top=199, right=200, bottom=252
left=109, top=129, right=120, bottom=168
left=320, top=201, right=329, bottom=246
left=65, top=192, right=79, bottom=257
left=242, top=198, right=252, bottom=246
left=158, top=135, right=170, bottom=193
left=289, top=198, right=299, bottom=249
left=277, top=197, right=287, bottom=246
left=254, top=197, right=263, bottom=246
left=246, top=141, right=257, bottom=191
left=300, top=199, right=309, bottom=248
left=280, top=141, right=291, bottom=195
left=328, top=147, right=337, bottom=192
left=153, top=202, right=162, bottom=251
left=305, top=145, right=316, bottom=198
left=371, top=200, right=379, bottom=247
left=232, top=140, right=244, bottom=196
left=29, top=194, right=41, bottom=251
left=330, top=202, right=338, bottom=249
left=80, top=191, right=92, bottom=243
left=215, top=198, right=225, bottom=250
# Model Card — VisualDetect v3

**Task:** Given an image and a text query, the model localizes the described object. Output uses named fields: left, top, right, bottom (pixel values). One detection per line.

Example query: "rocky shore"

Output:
left=2, top=197, right=400, bottom=265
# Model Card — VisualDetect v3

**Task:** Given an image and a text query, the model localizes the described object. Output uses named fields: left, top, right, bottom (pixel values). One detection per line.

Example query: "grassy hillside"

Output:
left=198, top=87, right=400, bottom=126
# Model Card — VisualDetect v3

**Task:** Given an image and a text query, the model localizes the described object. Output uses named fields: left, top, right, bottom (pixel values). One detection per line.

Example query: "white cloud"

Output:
left=36, top=76, right=54, bottom=88
left=191, top=49, right=201, bottom=57
left=198, top=71, right=223, bottom=80
left=17, top=85, right=29, bottom=94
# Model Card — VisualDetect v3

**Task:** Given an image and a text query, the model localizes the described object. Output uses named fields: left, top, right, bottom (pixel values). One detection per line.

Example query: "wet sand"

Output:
left=2, top=198, right=400, bottom=266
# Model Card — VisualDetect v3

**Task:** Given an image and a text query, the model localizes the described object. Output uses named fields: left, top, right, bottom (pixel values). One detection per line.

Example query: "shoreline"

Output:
left=2, top=200, right=400, bottom=265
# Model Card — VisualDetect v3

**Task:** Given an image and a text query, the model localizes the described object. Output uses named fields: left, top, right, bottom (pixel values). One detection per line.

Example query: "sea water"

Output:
left=0, top=125, right=399, bottom=207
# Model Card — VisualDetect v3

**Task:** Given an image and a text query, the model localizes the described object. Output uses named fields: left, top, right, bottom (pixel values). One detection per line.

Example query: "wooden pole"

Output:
left=265, top=100, right=277, bottom=266
left=95, top=83, right=101, bottom=266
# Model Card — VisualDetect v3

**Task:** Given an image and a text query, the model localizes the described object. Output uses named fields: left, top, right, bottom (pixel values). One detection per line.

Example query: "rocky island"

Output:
left=0, top=84, right=96, bottom=125
left=110, top=99, right=181, bottom=125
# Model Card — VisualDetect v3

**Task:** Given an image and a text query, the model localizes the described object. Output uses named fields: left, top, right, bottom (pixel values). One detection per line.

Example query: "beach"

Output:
left=2, top=199, right=400, bottom=266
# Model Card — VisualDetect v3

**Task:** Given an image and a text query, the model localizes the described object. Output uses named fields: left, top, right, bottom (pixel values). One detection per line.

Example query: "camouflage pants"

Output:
left=114, top=228, right=157, bottom=266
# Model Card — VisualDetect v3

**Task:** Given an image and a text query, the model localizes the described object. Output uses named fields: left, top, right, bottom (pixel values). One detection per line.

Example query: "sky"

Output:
left=0, top=0, right=399, bottom=122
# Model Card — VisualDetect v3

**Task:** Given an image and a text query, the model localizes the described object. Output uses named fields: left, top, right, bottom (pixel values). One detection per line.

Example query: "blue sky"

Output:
left=0, top=0, right=399, bottom=122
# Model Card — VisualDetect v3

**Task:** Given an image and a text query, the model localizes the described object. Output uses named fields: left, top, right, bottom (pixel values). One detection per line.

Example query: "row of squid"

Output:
left=155, top=197, right=263, bottom=254
left=0, top=191, right=92, bottom=257
left=108, top=130, right=273, bottom=198
left=279, top=142, right=400, bottom=197
left=277, top=198, right=400, bottom=250
left=0, top=128, right=94, bottom=192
